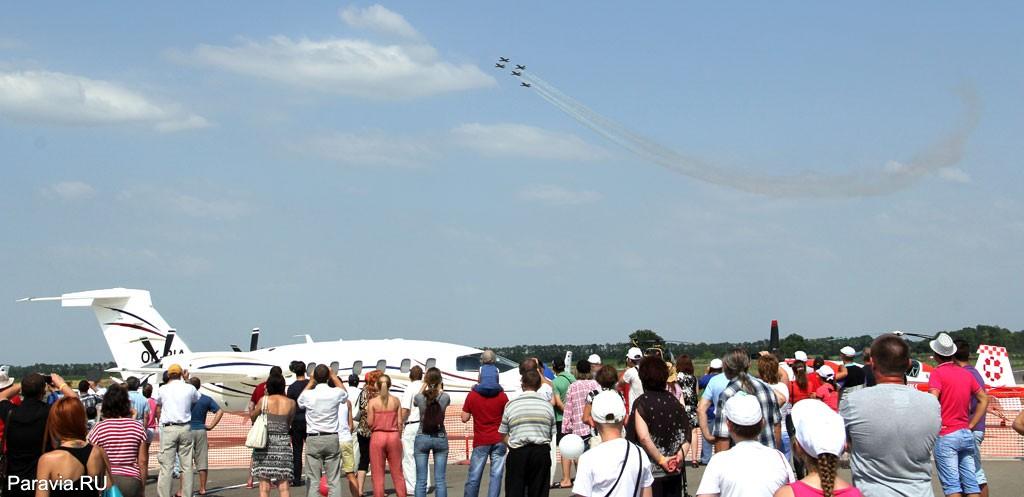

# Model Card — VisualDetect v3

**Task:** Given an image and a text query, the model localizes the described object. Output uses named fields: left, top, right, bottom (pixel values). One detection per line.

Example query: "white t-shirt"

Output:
left=538, top=383, right=554, bottom=402
left=778, top=362, right=794, bottom=383
left=337, top=399, right=353, bottom=443
left=770, top=382, right=791, bottom=417
left=572, top=438, right=653, bottom=497
left=298, top=384, right=348, bottom=434
left=402, top=380, right=424, bottom=424
left=622, top=367, right=643, bottom=409
left=696, top=440, right=794, bottom=497
left=153, top=380, right=200, bottom=425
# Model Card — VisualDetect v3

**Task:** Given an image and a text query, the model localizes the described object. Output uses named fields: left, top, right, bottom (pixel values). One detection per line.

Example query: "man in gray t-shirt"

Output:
left=840, top=334, right=941, bottom=497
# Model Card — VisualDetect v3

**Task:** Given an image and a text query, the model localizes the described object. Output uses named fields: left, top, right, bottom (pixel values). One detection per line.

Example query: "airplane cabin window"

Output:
left=400, top=359, right=411, bottom=373
left=352, top=361, right=363, bottom=377
left=306, top=362, right=317, bottom=377
left=376, top=360, right=387, bottom=372
left=330, top=361, right=340, bottom=374
left=425, top=358, right=436, bottom=369
left=495, top=356, right=518, bottom=373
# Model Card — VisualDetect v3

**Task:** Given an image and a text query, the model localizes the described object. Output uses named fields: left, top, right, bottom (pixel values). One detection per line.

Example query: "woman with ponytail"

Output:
left=413, top=368, right=450, bottom=497
left=711, top=349, right=782, bottom=454
left=367, top=374, right=407, bottom=497
left=773, top=399, right=861, bottom=497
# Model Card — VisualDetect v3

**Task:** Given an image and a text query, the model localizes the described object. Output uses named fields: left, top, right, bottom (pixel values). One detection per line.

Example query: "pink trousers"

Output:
left=370, top=431, right=406, bottom=497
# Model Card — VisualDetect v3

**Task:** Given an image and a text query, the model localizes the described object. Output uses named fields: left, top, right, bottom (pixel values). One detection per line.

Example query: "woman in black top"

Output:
left=36, top=397, right=110, bottom=497
left=626, top=356, right=691, bottom=497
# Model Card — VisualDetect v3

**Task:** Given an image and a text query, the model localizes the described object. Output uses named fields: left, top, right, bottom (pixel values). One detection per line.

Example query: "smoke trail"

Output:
left=522, top=72, right=980, bottom=197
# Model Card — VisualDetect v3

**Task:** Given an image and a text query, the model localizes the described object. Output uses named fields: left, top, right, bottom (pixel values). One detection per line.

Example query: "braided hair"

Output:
left=814, top=453, right=839, bottom=497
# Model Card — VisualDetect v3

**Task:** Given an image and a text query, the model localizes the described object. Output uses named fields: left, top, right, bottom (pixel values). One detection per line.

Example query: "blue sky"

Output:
left=2, top=2, right=1022, bottom=363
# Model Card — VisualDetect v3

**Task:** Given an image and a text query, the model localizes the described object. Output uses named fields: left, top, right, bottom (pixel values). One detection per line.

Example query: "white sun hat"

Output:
left=929, top=332, right=957, bottom=357
left=791, top=397, right=846, bottom=457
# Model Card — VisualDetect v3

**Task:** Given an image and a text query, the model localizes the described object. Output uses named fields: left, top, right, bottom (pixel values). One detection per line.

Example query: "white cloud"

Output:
left=182, top=35, right=494, bottom=100
left=340, top=4, right=420, bottom=39
left=42, top=181, right=96, bottom=201
left=0, top=70, right=209, bottom=132
left=298, top=131, right=436, bottom=167
left=519, top=184, right=602, bottom=206
left=119, top=187, right=251, bottom=221
left=937, top=167, right=971, bottom=184
left=451, top=123, right=608, bottom=161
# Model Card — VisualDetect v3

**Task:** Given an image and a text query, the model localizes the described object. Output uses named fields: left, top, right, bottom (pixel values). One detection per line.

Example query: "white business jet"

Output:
left=20, top=288, right=522, bottom=412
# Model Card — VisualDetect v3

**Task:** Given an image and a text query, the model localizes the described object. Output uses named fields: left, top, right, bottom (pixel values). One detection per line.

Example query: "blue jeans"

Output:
left=700, top=431, right=714, bottom=465
left=972, top=431, right=987, bottom=485
left=934, top=429, right=980, bottom=496
left=464, top=443, right=506, bottom=497
left=414, top=433, right=448, bottom=497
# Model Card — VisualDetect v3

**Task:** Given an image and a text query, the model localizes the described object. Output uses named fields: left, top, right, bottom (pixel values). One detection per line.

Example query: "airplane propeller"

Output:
left=250, top=328, right=260, bottom=351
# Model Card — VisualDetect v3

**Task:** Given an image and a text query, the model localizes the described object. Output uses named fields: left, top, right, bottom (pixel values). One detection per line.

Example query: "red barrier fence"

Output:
left=151, top=394, right=1024, bottom=470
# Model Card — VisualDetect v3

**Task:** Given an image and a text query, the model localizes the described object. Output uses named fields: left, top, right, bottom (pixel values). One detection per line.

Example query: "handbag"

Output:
left=102, top=483, right=124, bottom=497
left=245, top=397, right=269, bottom=449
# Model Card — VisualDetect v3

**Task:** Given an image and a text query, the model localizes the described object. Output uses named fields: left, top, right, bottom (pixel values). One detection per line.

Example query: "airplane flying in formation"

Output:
left=495, top=63, right=506, bottom=68
left=520, top=82, right=531, bottom=88
left=21, top=288, right=524, bottom=412
left=498, top=57, right=510, bottom=63
left=515, top=64, right=526, bottom=70
left=511, top=70, right=522, bottom=76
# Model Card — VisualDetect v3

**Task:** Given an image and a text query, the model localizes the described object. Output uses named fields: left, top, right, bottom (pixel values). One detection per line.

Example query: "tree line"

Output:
left=487, top=324, right=1024, bottom=364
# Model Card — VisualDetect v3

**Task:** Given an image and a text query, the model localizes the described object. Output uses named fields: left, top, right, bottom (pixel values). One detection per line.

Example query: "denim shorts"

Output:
left=934, top=429, right=980, bottom=495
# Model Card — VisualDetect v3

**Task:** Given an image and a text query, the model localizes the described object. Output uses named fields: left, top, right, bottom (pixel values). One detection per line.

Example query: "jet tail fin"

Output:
left=20, top=288, right=191, bottom=372
left=975, top=344, right=1016, bottom=387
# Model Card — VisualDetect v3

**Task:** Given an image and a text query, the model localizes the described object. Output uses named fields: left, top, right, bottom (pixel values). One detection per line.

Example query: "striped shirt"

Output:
left=87, top=417, right=147, bottom=478
left=712, top=375, right=781, bottom=449
left=562, top=379, right=599, bottom=436
left=498, top=391, right=555, bottom=449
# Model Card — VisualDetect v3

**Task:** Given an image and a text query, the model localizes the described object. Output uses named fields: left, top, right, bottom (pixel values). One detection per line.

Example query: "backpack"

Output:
left=420, top=398, right=446, bottom=435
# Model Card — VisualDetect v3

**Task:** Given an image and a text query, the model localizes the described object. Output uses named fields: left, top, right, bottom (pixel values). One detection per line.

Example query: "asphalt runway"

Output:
left=153, top=460, right=1024, bottom=497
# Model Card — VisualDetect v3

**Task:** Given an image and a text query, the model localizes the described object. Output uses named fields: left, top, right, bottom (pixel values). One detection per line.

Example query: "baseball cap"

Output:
left=709, top=358, right=723, bottom=369
left=723, top=393, right=763, bottom=426
left=794, top=351, right=808, bottom=362
left=839, top=346, right=857, bottom=357
left=167, top=364, right=183, bottom=375
left=587, top=354, right=602, bottom=365
left=0, top=365, right=13, bottom=389
left=791, top=398, right=846, bottom=457
left=817, top=365, right=835, bottom=380
left=930, top=332, right=957, bottom=357
left=591, top=391, right=627, bottom=424
left=627, top=347, right=643, bottom=361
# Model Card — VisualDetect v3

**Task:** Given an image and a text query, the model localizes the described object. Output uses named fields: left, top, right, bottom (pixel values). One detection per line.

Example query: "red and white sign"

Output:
left=976, top=345, right=1016, bottom=388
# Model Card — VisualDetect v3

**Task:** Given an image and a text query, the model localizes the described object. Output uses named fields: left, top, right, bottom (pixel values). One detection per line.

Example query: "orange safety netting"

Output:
left=150, top=393, right=1024, bottom=470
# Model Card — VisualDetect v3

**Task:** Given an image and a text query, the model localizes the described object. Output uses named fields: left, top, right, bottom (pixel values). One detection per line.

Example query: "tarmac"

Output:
left=153, top=460, right=1024, bottom=497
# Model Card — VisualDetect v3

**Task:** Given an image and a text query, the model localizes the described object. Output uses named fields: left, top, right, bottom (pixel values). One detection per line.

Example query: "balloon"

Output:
left=559, top=433, right=586, bottom=461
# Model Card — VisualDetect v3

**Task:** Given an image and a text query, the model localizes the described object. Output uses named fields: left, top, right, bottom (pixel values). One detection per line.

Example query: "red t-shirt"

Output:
left=463, top=390, right=509, bottom=447
left=815, top=384, right=839, bottom=412
left=250, top=382, right=267, bottom=405
left=789, top=374, right=821, bottom=404
left=928, top=362, right=980, bottom=435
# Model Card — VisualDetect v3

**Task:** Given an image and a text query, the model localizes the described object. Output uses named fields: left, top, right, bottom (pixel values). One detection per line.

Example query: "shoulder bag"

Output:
left=245, top=397, right=269, bottom=449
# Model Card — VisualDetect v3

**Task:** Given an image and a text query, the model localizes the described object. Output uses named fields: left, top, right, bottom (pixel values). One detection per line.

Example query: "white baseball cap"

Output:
left=839, top=346, right=857, bottom=357
left=709, top=358, right=723, bottom=369
left=587, top=354, right=602, bottom=365
left=591, top=390, right=626, bottom=424
left=791, top=397, right=846, bottom=457
left=817, top=365, right=835, bottom=380
left=723, top=393, right=763, bottom=426
left=0, top=365, right=13, bottom=390
left=930, top=332, right=957, bottom=357
left=627, top=347, right=643, bottom=361
left=794, top=351, right=808, bottom=362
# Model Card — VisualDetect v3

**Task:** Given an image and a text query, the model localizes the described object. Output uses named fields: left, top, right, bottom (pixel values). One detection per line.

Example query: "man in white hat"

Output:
left=587, top=354, right=602, bottom=374
left=695, top=394, right=793, bottom=497
left=572, top=391, right=654, bottom=497
left=835, top=346, right=867, bottom=396
left=619, top=347, right=645, bottom=412
left=696, top=358, right=726, bottom=465
left=928, top=332, right=988, bottom=497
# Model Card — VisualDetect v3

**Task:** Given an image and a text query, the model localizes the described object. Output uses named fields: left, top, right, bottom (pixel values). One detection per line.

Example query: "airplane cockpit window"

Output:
left=330, top=361, right=340, bottom=374
left=352, top=361, right=363, bottom=377
left=400, top=359, right=411, bottom=374
left=425, top=358, right=436, bottom=369
left=456, top=353, right=518, bottom=373
left=376, top=360, right=387, bottom=372
left=907, top=359, right=922, bottom=378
